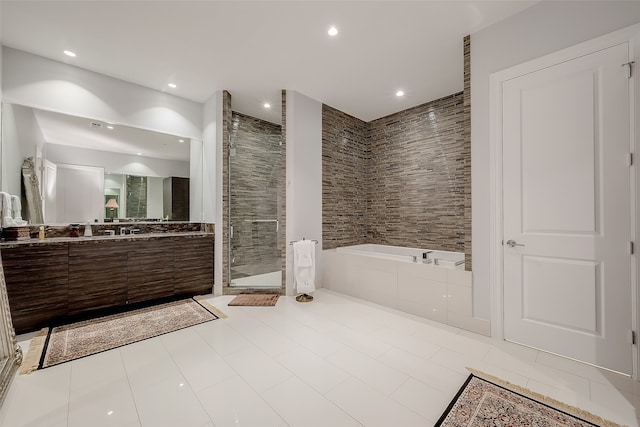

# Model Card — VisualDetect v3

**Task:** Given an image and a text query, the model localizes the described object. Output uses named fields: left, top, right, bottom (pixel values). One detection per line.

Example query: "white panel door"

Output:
left=55, top=164, right=104, bottom=223
left=503, top=43, right=632, bottom=374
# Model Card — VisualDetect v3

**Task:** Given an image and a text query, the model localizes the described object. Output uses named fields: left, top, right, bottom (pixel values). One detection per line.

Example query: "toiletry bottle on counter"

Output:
left=38, top=226, right=44, bottom=240
left=84, top=220, right=93, bottom=237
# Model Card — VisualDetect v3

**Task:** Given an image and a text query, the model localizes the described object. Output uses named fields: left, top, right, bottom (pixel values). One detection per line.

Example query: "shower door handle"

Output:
left=276, top=220, right=279, bottom=232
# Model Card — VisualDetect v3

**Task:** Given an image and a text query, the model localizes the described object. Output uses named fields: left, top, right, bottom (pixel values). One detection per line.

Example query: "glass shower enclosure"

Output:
left=227, top=112, right=282, bottom=289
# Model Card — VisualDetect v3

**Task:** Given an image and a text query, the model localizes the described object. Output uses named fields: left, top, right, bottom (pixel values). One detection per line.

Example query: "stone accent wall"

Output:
left=322, top=93, right=466, bottom=254
left=222, top=91, right=232, bottom=287
left=228, top=112, right=282, bottom=278
left=280, top=90, right=287, bottom=290
left=367, top=93, right=465, bottom=252
left=463, top=35, right=472, bottom=271
left=321, top=36, right=472, bottom=263
left=322, top=105, right=368, bottom=249
left=126, top=175, right=147, bottom=218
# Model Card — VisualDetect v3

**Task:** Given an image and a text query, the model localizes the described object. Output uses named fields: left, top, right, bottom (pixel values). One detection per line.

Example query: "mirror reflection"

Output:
left=1, top=104, right=193, bottom=224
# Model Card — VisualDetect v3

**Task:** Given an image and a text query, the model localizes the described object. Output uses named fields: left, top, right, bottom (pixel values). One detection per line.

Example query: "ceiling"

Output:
left=0, top=1, right=536, bottom=125
left=32, top=107, right=190, bottom=162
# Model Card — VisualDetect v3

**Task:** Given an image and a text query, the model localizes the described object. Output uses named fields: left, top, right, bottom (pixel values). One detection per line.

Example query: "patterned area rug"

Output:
left=24, top=298, right=219, bottom=371
left=436, top=369, right=623, bottom=427
left=228, top=294, right=279, bottom=306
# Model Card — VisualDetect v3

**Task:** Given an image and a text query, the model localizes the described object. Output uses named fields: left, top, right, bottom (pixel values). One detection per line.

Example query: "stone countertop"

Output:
left=0, top=232, right=213, bottom=248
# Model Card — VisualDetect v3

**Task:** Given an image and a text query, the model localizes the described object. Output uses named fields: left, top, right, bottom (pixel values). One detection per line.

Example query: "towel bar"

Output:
left=289, top=237, right=318, bottom=245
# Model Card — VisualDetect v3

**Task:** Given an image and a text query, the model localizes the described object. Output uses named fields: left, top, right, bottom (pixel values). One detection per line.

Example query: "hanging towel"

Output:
left=10, top=195, right=27, bottom=226
left=0, top=192, right=13, bottom=228
left=293, top=240, right=316, bottom=294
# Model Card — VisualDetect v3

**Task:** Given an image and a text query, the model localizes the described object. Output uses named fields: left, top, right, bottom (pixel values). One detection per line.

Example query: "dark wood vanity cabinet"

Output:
left=2, top=243, right=69, bottom=333
left=127, top=239, right=175, bottom=304
left=174, top=237, right=214, bottom=296
left=1, top=234, right=214, bottom=334
left=68, top=241, right=128, bottom=316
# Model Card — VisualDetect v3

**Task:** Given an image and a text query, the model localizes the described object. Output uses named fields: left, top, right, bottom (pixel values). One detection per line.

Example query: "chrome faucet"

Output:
left=129, top=228, right=140, bottom=235
left=103, top=230, right=115, bottom=236
left=422, top=251, right=433, bottom=263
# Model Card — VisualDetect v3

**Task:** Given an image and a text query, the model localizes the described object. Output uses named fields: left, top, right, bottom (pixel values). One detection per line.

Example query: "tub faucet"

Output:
left=422, top=251, right=433, bottom=263
left=412, top=255, right=418, bottom=263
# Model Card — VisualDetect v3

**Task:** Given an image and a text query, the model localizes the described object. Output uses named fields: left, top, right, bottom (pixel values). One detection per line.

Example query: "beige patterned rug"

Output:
left=22, top=298, right=220, bottom=372
left=228, top=294, right=279, bottom=306
left=436, top=369, right=623, bottom=427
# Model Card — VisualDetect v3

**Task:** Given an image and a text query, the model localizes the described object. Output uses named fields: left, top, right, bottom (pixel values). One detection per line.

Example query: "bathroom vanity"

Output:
left=0, top=232, right=214, bottom=334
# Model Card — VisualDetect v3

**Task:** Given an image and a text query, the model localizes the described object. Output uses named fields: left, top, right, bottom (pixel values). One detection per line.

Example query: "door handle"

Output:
left=506, top=239, right=525, bottom=248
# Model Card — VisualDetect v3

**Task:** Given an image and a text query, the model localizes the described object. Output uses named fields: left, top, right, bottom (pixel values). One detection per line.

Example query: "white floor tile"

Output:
left=3, top=289, right=637, bottom=427
left=326, top=377, right=427, bottom=427
left=197, top=376, right=285, bottom=427
left=194, top=322, right=254, bottom=356
left=222, top=346, right=293, bottom=393
left=378, top=347, right=466, bottom=395
left=325, top=346, right=408, bottom=396
left=131, top=373, right=209, bottom=427
left=68, top=376, right=140, bottom=427
left=1, top=363, right=71, bottom=427
left=262, top=376, right=361, bottom=427
left=390, top=378, right=451, bottom=423
left=70, top=348, right=127, bottom=391
left=277, top=344, right=350, bottom=394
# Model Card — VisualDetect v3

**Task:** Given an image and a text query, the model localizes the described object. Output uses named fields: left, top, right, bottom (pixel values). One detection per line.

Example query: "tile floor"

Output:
left=1, top=288, right=639, bottom=426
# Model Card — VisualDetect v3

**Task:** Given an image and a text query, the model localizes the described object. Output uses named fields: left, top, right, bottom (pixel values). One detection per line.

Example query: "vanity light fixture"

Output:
left=328, top=26, right=338, bottom=37
left=396, top=90, right=405, bottom=97
left=63, top=50, right=76, bottom=57
left=263, top=103, right=271, bottom=109
left=167, top=83, right=177, bottom=88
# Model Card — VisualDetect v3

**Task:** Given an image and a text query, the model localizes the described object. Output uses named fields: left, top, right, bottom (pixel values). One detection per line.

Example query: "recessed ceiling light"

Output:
left=263, top=103, right=271, bottom=109
left=106, top=125, right=114, bottom=130
left=396, top=90, right=405, bottom=97
left=328, top=26, right=338, bottom=37
left=178, top=139, right=185, bottom=143
left=136, top=153, right=142, bottom=156
left=168, top=83, right=177, bottom=88
left=63, top=50, right=76, bottom=57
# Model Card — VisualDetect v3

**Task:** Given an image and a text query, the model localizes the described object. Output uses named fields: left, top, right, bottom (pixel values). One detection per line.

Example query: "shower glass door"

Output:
left=228, top=112, right=282, bottom=288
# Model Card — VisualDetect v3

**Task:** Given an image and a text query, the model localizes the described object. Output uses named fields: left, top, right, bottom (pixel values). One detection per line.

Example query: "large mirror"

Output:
left=0, top=103, right=199, bottom=224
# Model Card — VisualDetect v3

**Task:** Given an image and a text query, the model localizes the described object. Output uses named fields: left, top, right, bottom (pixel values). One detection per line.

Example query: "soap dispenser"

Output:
left=84, top=220, right=93, bottom=237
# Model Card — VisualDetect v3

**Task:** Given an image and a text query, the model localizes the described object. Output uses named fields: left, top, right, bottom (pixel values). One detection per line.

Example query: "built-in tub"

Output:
left=322, top=244, right=490, bottom=336
left=335, top=244, right=465, bottom=268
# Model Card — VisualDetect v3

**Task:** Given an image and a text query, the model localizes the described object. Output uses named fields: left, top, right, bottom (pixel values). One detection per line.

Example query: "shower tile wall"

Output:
left=229, top=112, right=282, bottom=279
left=322, top=93, right=466, bottom=254
left=126, top=175, right=147, bottom=218
left=322, top=105, right=368, bottom=249
left=463, top=35, right=472, bottom=271
left=367, top=93, right=465, bottom=252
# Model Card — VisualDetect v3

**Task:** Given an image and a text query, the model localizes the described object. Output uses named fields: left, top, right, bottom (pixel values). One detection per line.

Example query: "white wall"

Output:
left=2, top=47, right=202, bottom=139
left=190, top=139, right=204, bottom=222
left=202, top=91, right=223, bottom=295
left=285, top=90, right=323, bottom=296
left=45, top=143, right=189, bottom=178
left=0, top=103, right=46, bottom=196
left=471, top=1, right=640, bottom=320
left=147, top=176, right=164, bottom=219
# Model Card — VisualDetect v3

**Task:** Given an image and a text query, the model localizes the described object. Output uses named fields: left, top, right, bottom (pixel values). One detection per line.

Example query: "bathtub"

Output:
left=322, top=244, right=490, bottom=335
left=335, top=243, right=465, bottom=268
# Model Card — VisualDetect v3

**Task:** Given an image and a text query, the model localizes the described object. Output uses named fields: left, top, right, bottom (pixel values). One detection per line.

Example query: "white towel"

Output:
left=293, top=240, right=316, bottom=294
left=0, top=192, right=13, bottom=228
left=10, top=195, right=27, bottom=225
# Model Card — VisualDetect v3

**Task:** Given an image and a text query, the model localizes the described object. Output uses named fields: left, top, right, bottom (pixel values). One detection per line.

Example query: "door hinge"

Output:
left=631, top=330, right=636, bottom=345
left=629, top=153, right=634, bottom=166
left=631, top=241, right=635, bottom=255
left=622, top=61, right=635, bottom=78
